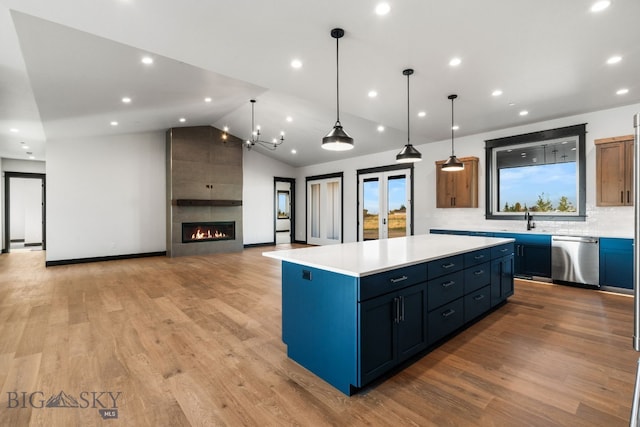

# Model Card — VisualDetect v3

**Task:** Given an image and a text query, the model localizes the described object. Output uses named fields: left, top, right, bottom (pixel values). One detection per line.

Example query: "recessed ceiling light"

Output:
left=291, top=59, right=302, bottom=69
left=179, top=118, right=186, bottom=123
left=291, top=149, right=297, bottom=154
left=617, top=88, right=629, bottom=95
left=368, top=90, right=378, bottom=98
left=417, top=111, right=426, bottom=118
left=452, top=125, right=459, bottom=131
left=492, top=89, right=503, bottom=97
left=591, top=1, right=611, bottom=12
left=110, top=121, right=118, bottom=126
left=377, top=125, right=385, bottom=132
left=141, top=56, right=153, bottom=65
left=375, top=3, right=391, bottom=15
left=286, top=116, right=293, bottom=122
left=21, top=145, right=29, bottom=149
left=519, top=110, right=529, bottom=116
left=607, top=55, right=622, bottom=65
left=122, top=97, right=131, bottom=103
left=10, top=128, right=19, bottom=133
left=29, top=156, right=35, bottom=160
left=223, top=126, right=229, bottom=132
left=204, top=97, right=212, bottom=103
left=449, top=57, right=462, bottom=67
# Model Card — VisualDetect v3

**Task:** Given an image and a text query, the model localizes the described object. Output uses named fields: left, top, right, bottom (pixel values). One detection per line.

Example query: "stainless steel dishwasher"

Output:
left=551, top=235, right=599, bottom=288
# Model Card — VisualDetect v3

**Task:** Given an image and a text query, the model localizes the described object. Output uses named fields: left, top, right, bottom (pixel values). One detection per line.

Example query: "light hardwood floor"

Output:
left=0, top=246, right=637, bottom=426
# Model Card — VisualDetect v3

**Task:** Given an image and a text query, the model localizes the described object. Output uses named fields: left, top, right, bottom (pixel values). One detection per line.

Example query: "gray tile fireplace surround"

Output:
left=166, top=126, right=244, bottom=257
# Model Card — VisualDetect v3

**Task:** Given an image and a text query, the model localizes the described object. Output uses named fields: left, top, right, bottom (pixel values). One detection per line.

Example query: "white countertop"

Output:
left=263, top=234, right=514, bottom=277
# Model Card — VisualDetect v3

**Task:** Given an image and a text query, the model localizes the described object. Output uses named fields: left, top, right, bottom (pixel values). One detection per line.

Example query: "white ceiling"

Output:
left=1, top=0, right=639, bottom=167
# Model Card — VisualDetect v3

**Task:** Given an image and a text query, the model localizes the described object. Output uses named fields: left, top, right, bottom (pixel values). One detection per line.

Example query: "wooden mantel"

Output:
left=173, top=199, right=243, bottom=207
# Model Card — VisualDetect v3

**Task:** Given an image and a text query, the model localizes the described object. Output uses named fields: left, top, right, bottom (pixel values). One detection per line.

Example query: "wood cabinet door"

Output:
left=435, top=157, right=478, bottom=208
left=625, top=140, right=634, bottom=205
left=396, top=284, right=428, bottom=363
left=595, top=137, right=634, bottom=206
left=435, top=166, right=456, bottom=207
left=360, top=293, right=397, bottom=385
left=452, top=159, right=478, bottom=208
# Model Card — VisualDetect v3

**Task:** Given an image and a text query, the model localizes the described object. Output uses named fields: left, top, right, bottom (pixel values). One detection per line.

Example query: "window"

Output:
left=485, top=124, right=586, bottom=221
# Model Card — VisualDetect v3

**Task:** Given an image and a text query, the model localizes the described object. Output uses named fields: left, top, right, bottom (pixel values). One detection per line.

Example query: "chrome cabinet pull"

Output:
left=442, top=308, right=456, bottom=318
left=390, top=275, right=408, bottom=284
left=474, top=270, right=484, bottom=276
left=474, top=294, right=485, bottom=301
left=400, top=296, right=405, bottom=322
left=441, top=280, right=455, bottom=288
left=441, top=262, right=455, bottom=269
left=474, top=254, right=485, bottom=260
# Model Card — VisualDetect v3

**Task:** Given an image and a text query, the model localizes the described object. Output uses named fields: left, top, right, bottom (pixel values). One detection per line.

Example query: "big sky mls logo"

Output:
left=7, top=390, right=122, bottom=419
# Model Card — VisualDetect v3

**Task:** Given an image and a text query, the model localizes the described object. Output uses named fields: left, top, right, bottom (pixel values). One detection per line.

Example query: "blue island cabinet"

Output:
left=599, top=238, right=634, bottom=289
left=279, top=240, right=515, bottom=396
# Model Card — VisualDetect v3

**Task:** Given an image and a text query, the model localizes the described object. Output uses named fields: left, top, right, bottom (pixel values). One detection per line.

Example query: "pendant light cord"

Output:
left=450, top=97, right=455, bottom=156
left=406, top=72, right=410, bottom=145
left=335, top=35, right=341, bottom=125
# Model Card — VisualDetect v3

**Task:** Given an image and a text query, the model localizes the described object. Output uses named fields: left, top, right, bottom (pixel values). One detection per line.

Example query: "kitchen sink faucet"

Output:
left=525, top=212, right=535, bottom=230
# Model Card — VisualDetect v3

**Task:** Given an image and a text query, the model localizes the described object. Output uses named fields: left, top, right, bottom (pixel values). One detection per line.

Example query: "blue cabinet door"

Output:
left=491, top=254, right=514, bottom=307
left=600, top=238, right=634, bottom=289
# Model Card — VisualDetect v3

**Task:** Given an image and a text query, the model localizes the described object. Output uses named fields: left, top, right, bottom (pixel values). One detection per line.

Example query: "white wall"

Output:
left=46, top=131, right=166, bottom=262
left=1, top=159, right=46, bottom=251
left=294, top=103, right=640, bottom=242
left=242, top=149, right=295, bottom=245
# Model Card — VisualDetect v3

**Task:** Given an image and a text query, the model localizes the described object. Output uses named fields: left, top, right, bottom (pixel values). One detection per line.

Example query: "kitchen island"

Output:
left=263, top=234, right=515, bottom=395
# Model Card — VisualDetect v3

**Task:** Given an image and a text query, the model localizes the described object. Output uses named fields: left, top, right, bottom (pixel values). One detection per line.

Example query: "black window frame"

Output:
left=485, top=123, right=587, bottom=222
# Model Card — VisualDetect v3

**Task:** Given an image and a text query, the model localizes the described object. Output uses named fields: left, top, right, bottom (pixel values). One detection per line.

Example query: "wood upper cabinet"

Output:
left=595, top=135, right=634, bottom=206
left=435, top=156, right=479, bottom=208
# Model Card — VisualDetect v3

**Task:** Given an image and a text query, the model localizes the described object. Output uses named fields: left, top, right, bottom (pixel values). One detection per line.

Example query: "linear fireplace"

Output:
left=182, top=221, right=235, bottom=243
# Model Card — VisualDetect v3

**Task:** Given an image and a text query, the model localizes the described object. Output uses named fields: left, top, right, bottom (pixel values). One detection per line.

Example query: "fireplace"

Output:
left=182, top=221, right=235, bottom=243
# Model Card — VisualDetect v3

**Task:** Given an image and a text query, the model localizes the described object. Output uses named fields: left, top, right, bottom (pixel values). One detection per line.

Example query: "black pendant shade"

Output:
left=396, top=68, right=422, bottom=163
left=442, top=94, right=464, bottom=171
left=323, top=28, right=354, bottom=151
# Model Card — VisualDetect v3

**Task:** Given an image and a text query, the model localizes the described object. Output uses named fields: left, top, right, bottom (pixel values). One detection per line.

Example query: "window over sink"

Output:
left=485, top=123, right=586, bottom=221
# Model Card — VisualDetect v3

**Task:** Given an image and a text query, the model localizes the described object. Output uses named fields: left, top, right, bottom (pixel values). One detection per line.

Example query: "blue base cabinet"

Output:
left=599, top=238, right=634, bottom=289
left=281, top=242, right=515, bottom=396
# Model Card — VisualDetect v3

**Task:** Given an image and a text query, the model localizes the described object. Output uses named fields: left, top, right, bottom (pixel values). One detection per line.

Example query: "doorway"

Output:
left=3, top=172, right=46, bottom=253
left=358, top=166, right=413, bottom=241
left=274, top=177, right=295, bottom=245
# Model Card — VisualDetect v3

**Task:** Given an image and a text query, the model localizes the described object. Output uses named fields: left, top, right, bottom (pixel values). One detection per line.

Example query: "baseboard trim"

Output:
left=244, top=242, right=276, bottom=248
left=46, top=251, right=166, bottom=267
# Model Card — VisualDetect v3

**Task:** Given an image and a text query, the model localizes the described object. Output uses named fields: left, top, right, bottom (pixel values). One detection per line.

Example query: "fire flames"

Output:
left=191, top=228, right=227, bottom=240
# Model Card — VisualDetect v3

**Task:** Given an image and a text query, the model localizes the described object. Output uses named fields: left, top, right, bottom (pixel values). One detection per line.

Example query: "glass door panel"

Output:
left=362, top=178, right=380, bottom=241
left=387, top=175, right=407, bottom=238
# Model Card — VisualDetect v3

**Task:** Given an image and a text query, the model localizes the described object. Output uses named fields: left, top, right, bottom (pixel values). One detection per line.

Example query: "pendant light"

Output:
left=322, top=28, right=354, bottom=151
left=396, top=68, right=422, bottom=163
left=442, top=94, right=464, bottom=171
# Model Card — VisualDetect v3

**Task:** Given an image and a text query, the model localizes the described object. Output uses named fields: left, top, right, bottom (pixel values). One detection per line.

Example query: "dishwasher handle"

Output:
left=552, top=236, right=598, bottom=244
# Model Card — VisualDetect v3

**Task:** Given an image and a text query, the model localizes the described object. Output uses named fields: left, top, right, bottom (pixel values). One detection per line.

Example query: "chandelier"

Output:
left=243, top=99, right=285, bottom=151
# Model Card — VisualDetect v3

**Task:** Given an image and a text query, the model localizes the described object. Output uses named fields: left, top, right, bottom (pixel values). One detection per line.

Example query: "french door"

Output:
left=307, top=174, right=342, bottom=245
left=358, top=169, right=411, bottom=241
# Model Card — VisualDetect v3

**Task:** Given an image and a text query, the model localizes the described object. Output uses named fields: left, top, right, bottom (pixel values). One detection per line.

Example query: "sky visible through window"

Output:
left=363, top=178, right=406, bottom=214
left=499, top=162, right=576, bottom=210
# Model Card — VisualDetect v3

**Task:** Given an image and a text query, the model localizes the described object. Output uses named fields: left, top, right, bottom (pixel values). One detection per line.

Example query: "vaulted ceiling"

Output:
left=1, top=0, right=639, bottom=167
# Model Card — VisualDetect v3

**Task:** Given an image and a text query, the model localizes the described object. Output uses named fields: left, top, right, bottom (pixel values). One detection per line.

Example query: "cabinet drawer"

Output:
left=464, top=248, right=491, bottom=268
left=427, top=254, right=464, bottom=279
left=491, top=243, right=514, bottom=259
left=464, top=262, right=491, bottom=294
left=464, top=285, right=491, bottom=322
left=427, top=270, right=464, bottom=310
left=360, top=263, right=427, bottom=301
left=428, top=298, right=464, bottom=344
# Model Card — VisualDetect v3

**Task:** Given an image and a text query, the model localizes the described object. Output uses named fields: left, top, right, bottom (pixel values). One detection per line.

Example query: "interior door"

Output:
left=307, top=176, right=342, bottom=245
left=359, top=170, right=411, bottom=241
